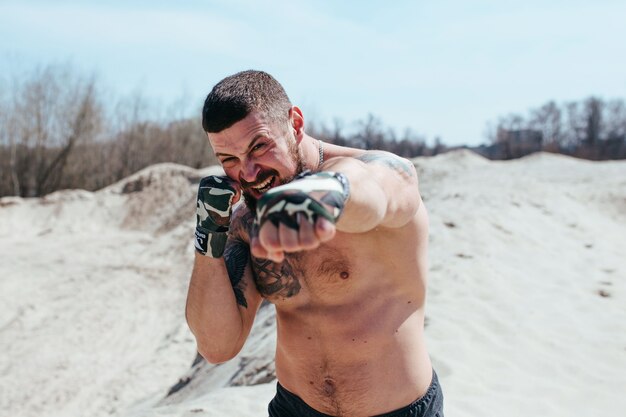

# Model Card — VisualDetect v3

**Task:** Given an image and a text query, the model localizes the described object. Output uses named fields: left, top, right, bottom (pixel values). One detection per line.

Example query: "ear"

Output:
left=289, top=106, right=305, bottom=143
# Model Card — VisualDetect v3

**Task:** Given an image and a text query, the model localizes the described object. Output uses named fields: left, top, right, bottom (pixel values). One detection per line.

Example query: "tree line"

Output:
left=0, top=65, right=445, bottom=198
left=307, top=114, right=447, bottom=159
left=0, top=65, right=215, bottom=198
left=480, top=97, right=626, bottom=160
left=1, top=65, right=624, bottom=198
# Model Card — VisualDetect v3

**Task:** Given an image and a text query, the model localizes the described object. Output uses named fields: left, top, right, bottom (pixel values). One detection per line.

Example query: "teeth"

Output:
left=253, top=176, right=273, bottom=191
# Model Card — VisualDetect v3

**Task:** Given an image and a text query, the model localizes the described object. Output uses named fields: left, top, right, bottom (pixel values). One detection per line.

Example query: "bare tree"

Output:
left=564, top=101, right=586, bottom=149
left=353, top=114, right=387, bottom=150
left=529, top=101, right=563, bottom=151
left=109, top=91, right=152, bottom=181
left=0, top=85, right=22, bottom=196
left=604, top=99, right=626, bottom=140
left=0, top=64, right=103, bottom=197
left=584, top=97, right=603, bottom=147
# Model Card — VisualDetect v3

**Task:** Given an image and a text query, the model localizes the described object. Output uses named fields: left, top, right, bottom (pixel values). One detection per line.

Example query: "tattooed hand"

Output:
left=251, top=171, right=350, bottom=262
left=195, top=175, right=241, bottom=258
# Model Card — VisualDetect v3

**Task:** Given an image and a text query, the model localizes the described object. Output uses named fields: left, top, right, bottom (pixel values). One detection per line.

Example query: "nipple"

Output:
left=340, top=271, right=349, bottom=280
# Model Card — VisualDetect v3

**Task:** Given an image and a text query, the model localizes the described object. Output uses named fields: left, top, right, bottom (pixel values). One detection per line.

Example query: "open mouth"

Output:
left=250, top=175, right=275, bottom=195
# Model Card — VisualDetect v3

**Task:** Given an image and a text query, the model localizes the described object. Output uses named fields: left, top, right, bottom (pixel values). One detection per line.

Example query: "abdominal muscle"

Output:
left=272, top=275, right=433, bottom=417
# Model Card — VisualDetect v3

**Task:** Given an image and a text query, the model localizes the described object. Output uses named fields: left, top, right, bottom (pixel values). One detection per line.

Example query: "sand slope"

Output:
left=1, top=151, right=624, bottom=417
left=415, top=151, right=626, bottom=416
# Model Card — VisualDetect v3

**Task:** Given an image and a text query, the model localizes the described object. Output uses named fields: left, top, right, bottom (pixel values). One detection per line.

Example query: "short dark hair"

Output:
left=202, top=70, right=292, bottom=133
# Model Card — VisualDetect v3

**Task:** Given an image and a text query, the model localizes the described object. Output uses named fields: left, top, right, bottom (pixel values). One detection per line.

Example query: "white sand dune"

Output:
left=1, top=151, right=624, bottom=417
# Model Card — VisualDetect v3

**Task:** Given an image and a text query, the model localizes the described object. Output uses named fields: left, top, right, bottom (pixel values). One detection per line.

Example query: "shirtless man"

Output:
left=186, top=70, right=444, bottom=417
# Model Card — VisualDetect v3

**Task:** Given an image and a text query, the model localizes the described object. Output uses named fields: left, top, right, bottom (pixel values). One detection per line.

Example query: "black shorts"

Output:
left=268, top=370, right=444, bottom=417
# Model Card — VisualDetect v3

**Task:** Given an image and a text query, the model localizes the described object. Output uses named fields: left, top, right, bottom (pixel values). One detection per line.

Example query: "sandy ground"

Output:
left=1, top=151, right=624, bottom=417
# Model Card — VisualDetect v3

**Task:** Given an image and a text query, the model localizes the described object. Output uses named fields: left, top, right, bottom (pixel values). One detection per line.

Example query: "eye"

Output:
left=220, top=157, right=237, bottom=167
left=251, top=142, right=267, bottom=153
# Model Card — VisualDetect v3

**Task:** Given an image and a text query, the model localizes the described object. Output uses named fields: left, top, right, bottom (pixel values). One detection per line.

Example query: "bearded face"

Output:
left=241, top=136, right=306, bottom=213
left=208, top=111, right=309, bottom=214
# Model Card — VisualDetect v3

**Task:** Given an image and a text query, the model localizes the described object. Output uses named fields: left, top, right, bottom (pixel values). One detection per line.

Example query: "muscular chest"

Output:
left=250, top=242, right=354, bottom=304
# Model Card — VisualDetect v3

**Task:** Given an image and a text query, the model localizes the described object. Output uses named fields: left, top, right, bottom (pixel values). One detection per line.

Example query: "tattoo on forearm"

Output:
left=224, top=239, right=249, bottom=308
left=356, top=152, right=415, bottom=178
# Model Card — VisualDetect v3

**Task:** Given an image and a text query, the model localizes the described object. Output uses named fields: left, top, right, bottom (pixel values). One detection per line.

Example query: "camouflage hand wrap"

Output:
left=195, top=176, right=237, bottom=258
left=254, top=171, right=350, bottom=230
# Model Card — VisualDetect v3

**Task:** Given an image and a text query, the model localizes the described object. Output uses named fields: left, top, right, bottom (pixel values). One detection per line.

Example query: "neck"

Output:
left=302, top=134, right=323, bottom=171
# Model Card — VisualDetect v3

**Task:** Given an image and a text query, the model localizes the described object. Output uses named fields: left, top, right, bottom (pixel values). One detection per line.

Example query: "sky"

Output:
left=1, top=0, right=625, bottom=146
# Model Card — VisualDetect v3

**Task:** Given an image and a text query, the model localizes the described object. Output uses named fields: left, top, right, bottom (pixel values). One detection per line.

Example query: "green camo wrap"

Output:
left=254, top=171, right=350, bottom=230
left=195, top=176, right=237, bottom=258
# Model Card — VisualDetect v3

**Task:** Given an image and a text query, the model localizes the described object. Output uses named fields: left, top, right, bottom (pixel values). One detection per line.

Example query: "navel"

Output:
left=323, top=377, right=336, bottom=396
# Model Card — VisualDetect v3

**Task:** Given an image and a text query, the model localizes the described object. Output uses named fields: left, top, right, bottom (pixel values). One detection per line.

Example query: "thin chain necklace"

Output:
left=318, top=140, right=324, bottom=168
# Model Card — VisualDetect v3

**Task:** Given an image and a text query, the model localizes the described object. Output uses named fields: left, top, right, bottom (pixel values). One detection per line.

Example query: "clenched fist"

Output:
left=251, top=171, right=350, bottom=262
left=195, top=175, right=240, bottom=258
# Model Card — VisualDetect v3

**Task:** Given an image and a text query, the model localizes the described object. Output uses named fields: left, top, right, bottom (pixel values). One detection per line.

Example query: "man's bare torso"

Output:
left=231, top=197, right=432, bottom=416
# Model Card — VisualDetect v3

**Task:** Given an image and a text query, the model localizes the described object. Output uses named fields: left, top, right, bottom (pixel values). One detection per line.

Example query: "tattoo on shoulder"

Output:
left=224, top=239, right=250, bottom=308
left=356, top=151, right=415, bottom=178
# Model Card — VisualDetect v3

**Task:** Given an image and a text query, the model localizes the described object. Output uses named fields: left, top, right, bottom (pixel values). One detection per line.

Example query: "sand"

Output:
left=1, top=151, right=624, bottom=417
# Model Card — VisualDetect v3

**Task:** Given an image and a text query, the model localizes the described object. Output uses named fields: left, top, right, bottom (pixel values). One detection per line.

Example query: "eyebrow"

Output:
left=215, top=134, right=266, bottom=159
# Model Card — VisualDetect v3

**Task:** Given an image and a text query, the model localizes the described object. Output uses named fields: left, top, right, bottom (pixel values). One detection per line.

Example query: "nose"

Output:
left=239, top=160, right=260, bottom=183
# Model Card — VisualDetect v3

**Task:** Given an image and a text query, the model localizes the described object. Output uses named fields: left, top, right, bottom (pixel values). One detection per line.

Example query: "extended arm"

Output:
left=324, top=151, right=419, bottom=232
left=251, top=150, right=420, bottom=261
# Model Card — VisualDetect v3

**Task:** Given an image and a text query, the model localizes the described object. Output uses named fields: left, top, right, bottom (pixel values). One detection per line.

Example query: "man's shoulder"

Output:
left=349, top=149, right=416, bottom=180
left=326, top=146, right=411, bottom=166
left=354, top=149, right=408, bottom=163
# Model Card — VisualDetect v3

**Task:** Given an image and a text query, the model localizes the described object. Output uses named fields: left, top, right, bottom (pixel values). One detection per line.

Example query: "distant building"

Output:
left=497, top=129, right=543, bottom=149
left=473, top=129, right=543, bottom=159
